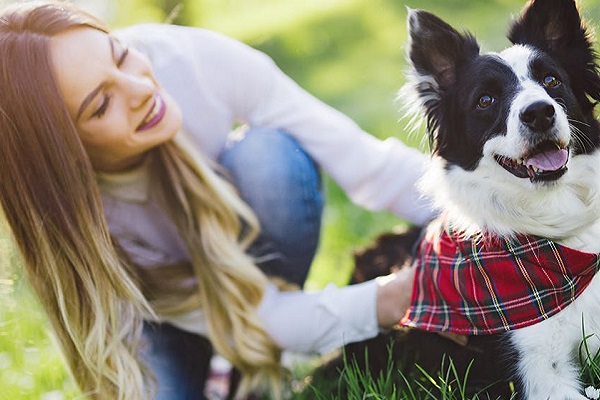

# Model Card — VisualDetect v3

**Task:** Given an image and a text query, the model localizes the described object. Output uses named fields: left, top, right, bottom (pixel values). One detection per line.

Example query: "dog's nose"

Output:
left=520, top=101, right=556, bottom=132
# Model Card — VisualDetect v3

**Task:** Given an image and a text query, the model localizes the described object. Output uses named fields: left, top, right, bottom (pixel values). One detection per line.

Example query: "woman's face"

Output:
left=50, top=27, right=182, bottom=172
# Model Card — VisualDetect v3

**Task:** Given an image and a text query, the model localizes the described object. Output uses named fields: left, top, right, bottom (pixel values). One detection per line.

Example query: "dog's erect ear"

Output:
left=508, top=0, right=584, bottom=53
left=509, top=0, right=600, bottom=110
left=407, top=9, right=479, bottom=90
left=508, top=0, right=587, bottom=53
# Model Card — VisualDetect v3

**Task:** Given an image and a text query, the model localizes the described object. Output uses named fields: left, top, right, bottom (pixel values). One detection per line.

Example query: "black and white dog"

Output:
left=400, top=0, right=600, bottom=398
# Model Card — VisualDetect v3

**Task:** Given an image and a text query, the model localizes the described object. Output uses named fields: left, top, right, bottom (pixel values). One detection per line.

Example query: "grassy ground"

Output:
left=2, top=0, right=600, bottom=398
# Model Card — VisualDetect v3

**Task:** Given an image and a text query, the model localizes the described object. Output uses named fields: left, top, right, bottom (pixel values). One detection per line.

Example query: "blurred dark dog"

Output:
left=351, top=225, right=422, bottom=283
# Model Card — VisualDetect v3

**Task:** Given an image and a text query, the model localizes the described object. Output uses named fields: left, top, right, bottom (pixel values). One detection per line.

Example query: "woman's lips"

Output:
left=136, top=92, right=166, bottom=132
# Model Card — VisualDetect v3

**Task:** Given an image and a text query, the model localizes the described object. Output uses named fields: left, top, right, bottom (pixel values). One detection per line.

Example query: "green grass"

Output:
left=3, top=0, right=600, bottom=398
left=289, top=332, right=600, bottom=400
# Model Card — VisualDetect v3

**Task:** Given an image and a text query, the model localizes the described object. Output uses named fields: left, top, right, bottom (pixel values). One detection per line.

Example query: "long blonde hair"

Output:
left=152, top=135, right=283, bottom=395
left=0, top=1, right=282, bottom=398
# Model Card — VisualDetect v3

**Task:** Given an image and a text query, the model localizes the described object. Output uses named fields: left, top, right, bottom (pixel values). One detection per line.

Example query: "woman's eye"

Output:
left=92, top=95, right=111, bottom=119
left=110, top=36, right=129, bottom=67
left=542, top=75, right=561, bottom=88
left=117, top=46, right=129, bottom=67
left=477, top=94, right=495, bottom=109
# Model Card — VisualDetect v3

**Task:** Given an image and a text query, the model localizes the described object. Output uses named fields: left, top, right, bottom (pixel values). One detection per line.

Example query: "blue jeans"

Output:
left=142, top=127, right=324, bottom=399
left=221, top=127, right=323, bottom=286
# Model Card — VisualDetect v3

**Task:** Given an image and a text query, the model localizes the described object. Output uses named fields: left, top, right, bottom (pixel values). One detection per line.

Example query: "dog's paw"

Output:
left=522, top=370, right=586, bottom=400
left=533, top=386, right=588, bottom=400
left=547, top=393, right=588, bottom=400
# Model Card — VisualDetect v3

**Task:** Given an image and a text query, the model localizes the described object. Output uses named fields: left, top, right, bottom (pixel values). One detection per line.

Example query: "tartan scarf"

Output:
left=400, top=216, right=600, bottom=335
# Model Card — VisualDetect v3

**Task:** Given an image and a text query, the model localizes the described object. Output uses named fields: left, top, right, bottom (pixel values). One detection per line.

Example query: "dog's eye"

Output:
left=542, top=75, right=561, bottom=88
left=477, top=95, right=495, bottom=109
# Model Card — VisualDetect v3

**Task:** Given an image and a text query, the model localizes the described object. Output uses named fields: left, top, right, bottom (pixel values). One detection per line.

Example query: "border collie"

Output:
left=399, top=0, right=600, bottom=398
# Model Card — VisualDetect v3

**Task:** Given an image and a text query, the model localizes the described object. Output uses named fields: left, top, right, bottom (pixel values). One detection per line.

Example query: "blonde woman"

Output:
left=0, top=1, right=432, bottom=399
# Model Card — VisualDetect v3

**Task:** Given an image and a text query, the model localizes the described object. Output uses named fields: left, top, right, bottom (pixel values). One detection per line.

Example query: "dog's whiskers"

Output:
left=568, top=118, right=591, bottom=128
left=555, top=97, right=568, bottom=112
left=569, top=120, right=594, bottom=150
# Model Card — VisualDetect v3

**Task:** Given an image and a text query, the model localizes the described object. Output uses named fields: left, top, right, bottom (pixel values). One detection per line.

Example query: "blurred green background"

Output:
left=1, top=0, right=600, bottom=398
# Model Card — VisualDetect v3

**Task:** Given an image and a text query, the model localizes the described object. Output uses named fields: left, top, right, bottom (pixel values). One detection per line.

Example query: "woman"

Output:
left=0, top=1, right=432, bottom=399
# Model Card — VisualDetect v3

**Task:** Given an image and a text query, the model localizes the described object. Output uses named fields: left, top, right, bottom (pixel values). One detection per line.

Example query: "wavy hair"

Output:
left=151, top=136, right=283, bottom=397
left=0, top=1, right=282, bottom=398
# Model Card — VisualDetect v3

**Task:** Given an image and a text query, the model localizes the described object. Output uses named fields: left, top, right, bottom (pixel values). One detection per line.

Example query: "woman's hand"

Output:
left=375, top=267, right=415, bottom=328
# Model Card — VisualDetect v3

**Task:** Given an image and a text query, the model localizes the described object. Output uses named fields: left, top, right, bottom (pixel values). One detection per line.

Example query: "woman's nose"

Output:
left=120, top=73, right=154, bottom=109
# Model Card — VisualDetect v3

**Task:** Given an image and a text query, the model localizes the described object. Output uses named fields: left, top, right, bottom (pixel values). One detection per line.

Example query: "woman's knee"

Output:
left=219, top=127, right=323, bottom=229
left=221, top=127, right=320, bottom=187
left=220, top=127, right=324, bottom=285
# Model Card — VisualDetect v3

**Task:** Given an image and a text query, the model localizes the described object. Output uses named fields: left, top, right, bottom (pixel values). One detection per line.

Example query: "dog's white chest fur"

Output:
left=423, top=152, right=600, bottom=243
left=514, top=191, right=600, bottom=399
left=511, top=275, right=600, bottom=399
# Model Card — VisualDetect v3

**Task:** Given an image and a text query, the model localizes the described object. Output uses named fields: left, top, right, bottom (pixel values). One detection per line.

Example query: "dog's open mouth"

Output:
left=494, top=141, right=569, bottom=182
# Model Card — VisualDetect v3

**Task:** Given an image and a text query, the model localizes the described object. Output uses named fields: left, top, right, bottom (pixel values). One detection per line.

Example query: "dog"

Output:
left=334, top=1, right=600, bottom=399
left=322, top=0, right=600, bottom=400
left=403, top=0, right=600, bottom=398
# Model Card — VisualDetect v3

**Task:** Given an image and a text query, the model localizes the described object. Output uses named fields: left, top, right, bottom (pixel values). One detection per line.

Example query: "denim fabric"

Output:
left=142, top=322, right=213, bottom=400
left=142, top=127, right=324, bottom=399
left=220, top=126, right=324, bottom=286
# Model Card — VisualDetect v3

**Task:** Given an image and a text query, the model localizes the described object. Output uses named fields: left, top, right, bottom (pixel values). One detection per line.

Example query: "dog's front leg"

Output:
left=510, top=318, right=587, bottom=400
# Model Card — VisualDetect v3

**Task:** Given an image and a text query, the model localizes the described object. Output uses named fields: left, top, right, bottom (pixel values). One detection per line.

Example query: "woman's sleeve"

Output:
left=117, top=24, right=435, bottom=225
left=200, top=28, right=435, bottom=225
left=257, top=281, right=380, bottom=355
left=159, top=281, right=380, bottom=355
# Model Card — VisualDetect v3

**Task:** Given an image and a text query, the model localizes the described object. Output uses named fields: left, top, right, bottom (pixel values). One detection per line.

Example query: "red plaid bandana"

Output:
left=401, top=216, right=600, bottom=335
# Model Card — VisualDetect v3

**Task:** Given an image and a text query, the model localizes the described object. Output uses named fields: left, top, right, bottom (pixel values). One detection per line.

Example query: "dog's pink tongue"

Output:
left=525, top=148, right=568, bottom=171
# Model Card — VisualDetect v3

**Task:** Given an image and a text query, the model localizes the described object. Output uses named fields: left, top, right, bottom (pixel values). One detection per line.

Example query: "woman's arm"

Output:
left=257, top=270, right=414, bottom=355
left=160, top=270, right=414, bottom=355
left=117, top=24, right=435, bottom=225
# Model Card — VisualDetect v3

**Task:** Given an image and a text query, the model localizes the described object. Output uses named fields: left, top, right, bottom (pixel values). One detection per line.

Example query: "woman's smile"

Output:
left=137, top=92, right=167, bottom=132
